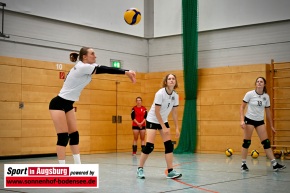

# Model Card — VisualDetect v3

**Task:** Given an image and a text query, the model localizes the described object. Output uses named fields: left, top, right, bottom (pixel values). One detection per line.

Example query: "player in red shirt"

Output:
left=131, top=97, right=147, bottom=155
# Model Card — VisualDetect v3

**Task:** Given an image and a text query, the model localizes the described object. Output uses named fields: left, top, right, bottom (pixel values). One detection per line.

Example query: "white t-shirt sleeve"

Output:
left=265, top=94, right=270, bottom=107
left=243, top=91, right=251, bottom=103
left=173, top=93, right=179, bottom=107
left=78, top=64, right=96, bottom=75
left=154, top=90, right=163, bottom=105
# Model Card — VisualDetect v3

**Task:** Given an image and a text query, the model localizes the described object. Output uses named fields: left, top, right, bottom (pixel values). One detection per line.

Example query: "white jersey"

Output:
left=146, top=88, right=179, bottom=124
left=243, top=90, right=270, bottom=121
left=58, top=61, right=98, bottom=101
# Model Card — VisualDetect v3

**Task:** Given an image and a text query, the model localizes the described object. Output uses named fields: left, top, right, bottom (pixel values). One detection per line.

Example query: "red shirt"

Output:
left=131, top=106, right=147, bottom=126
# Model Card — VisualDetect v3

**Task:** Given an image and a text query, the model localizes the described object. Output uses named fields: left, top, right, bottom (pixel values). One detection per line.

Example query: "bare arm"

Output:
left=240, top=102, right=247, bottom=129
left=265, top=107, right=276, bottom=132
left=172, top=106, right=180, bottom=138
left=155, top=105, right=167, bottom=130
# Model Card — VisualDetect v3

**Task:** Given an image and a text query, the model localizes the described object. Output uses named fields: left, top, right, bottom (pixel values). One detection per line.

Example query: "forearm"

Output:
left=266, top=110, right=274, bottom=127
left=95, top=65, right=128, bottom=74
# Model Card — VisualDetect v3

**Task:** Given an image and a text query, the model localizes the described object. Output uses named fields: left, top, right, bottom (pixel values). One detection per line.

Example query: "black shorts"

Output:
left=132, top=126, right=146, bottom=130
left=244, top=117, right=265, bottom=128
left=49, top=96, right=74, bottom=113
left=146, top=121, right=170, bottom=130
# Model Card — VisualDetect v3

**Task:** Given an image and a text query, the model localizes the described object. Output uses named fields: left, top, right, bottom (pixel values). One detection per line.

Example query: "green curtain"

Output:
left=174, top=0, right=198, bottom=154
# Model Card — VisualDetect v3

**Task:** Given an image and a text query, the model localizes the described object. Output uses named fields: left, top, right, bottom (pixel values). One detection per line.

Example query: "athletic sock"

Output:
left=73, top=154, right=81, bottom=164
left=271, top=159, right=277, bottom=166
left=168, top=168, right=173, bottom=173
left=241, top=159, right=246, bottom=165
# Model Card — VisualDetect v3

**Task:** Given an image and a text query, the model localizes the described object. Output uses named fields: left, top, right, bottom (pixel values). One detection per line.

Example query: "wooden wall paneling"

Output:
left=90, top=78, right=116, bottom=91
left=0, top=102, right=21, bottom=120
left=273, top=77, right=290, bottom=87
left=200, top=105, right=240, bottom=121
left=116, top=120, right=132, bottom=135
left=117, top=134, right=134, bottom=152
left=0, top=83, right=21, bottom=102
left=274, top=62, right=290, bottom=69
left=22, top=120, right=55, bottom=137
left=22, top=67, right=64, bottom=87
left=21, top=102, right=51, bottom=120
left=22, top=85, right=60, bottom=103
left=0, top=58, right=22, bottom=157
left=90, top=90, right=116, bottom=105
left=90, top=105, right=116, bottom=121
left=200, top=120, right=242, bottom=136
left=274, top=88, right=290, bottom=99
left=274, top=109, right=290, bottom=121
left=21, top=137, right=56, bottom=155
left=0, top=65, right=22, bottom=84
left=198, top=72, right=264, bottom=91
left=75, top=88, right=91, bottom=105
left=0, top=56, right=22, bottom=66
left=0, top=138, right=22, bottom=156
left=73, top=104, right=90, bottom=120
left=274, top=121, right=290, bottom=130
left=0, top=120, right=21, bottom=137
left=200, top=89, right=249, bottom=105
left=90, top=135, right=116, bottom=153
left=90, top=121, right=116, bottom=136
left=198, top=64, right=266, bottom=76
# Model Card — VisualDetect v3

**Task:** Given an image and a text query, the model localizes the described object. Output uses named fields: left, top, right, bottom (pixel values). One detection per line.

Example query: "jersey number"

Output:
left=257, top=101, right=262, bottom=106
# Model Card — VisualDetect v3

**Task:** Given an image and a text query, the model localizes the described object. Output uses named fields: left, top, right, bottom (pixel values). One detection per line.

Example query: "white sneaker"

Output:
left=137, top=168, right=145, bottom=179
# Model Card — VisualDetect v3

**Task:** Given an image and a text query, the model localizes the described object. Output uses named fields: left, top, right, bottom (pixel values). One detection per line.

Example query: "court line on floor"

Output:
left=164, top=162, right=219, bottom=193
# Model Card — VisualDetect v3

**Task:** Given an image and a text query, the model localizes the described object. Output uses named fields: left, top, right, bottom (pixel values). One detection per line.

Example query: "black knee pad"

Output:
left=142, top=142, right=154, bottom=154
left=164, top=140, right=174, bottom=154
left=261, top=139, right=271, bottom=149
left=57, top=133, right=69, bottom=147
left=242, top=139, right=251, bottom=149
left=141, top=145, right=145, bottom=152
left=69, top=131, right=79, bottom=145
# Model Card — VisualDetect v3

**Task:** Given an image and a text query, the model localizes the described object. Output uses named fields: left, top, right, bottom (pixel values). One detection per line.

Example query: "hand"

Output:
left=240, top=121, right=245, bottom=129
left=162, top=127, right=169, bottom=135
left=271, top=126, right=276, bottom=133
left=125, top=70, right=136, bottom=83
left=175, top=129, right=180, bottom=139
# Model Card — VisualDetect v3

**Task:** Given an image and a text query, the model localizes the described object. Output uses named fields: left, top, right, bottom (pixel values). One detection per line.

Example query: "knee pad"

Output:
left=142, top=142, right=154, bottom=154
left=164, top=140, right=174, bottom=154
left=242, top=139, right=251, bottom=149
left=57, top=133, right=69, bottom=147
left=141, top=145, right=145, bottom=152
left=261, top=139, right=271, bottom=149
left=69, top=131, right=79, bottom=145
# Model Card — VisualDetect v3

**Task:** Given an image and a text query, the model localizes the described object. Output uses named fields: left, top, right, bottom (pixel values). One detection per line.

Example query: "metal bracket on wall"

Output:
left=112, top=115, right=117, bottom=123
left=19, top=102, right=24, bottom=109
left=117, top=116, right=122, bottom=123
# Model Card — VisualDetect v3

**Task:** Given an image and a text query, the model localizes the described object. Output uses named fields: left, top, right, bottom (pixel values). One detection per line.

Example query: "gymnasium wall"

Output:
left=1, top=1, right=290, bottom=73
left=148, top=20, right=290, bottom=72
left=3, top=55, right=288, bottom=156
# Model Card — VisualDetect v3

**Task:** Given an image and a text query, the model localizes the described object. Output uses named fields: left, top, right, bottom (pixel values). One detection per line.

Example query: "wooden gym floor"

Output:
left=0, top=152, right=289, bottom=193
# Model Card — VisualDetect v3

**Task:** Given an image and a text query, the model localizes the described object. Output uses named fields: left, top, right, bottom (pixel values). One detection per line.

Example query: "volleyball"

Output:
left=124, top=8, right=141, bottom=25
left=273, top=149, right=282, bottom=159
left=251, top=150, right=259, bottom=159
left=225, top=148, right=233, bottom=157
